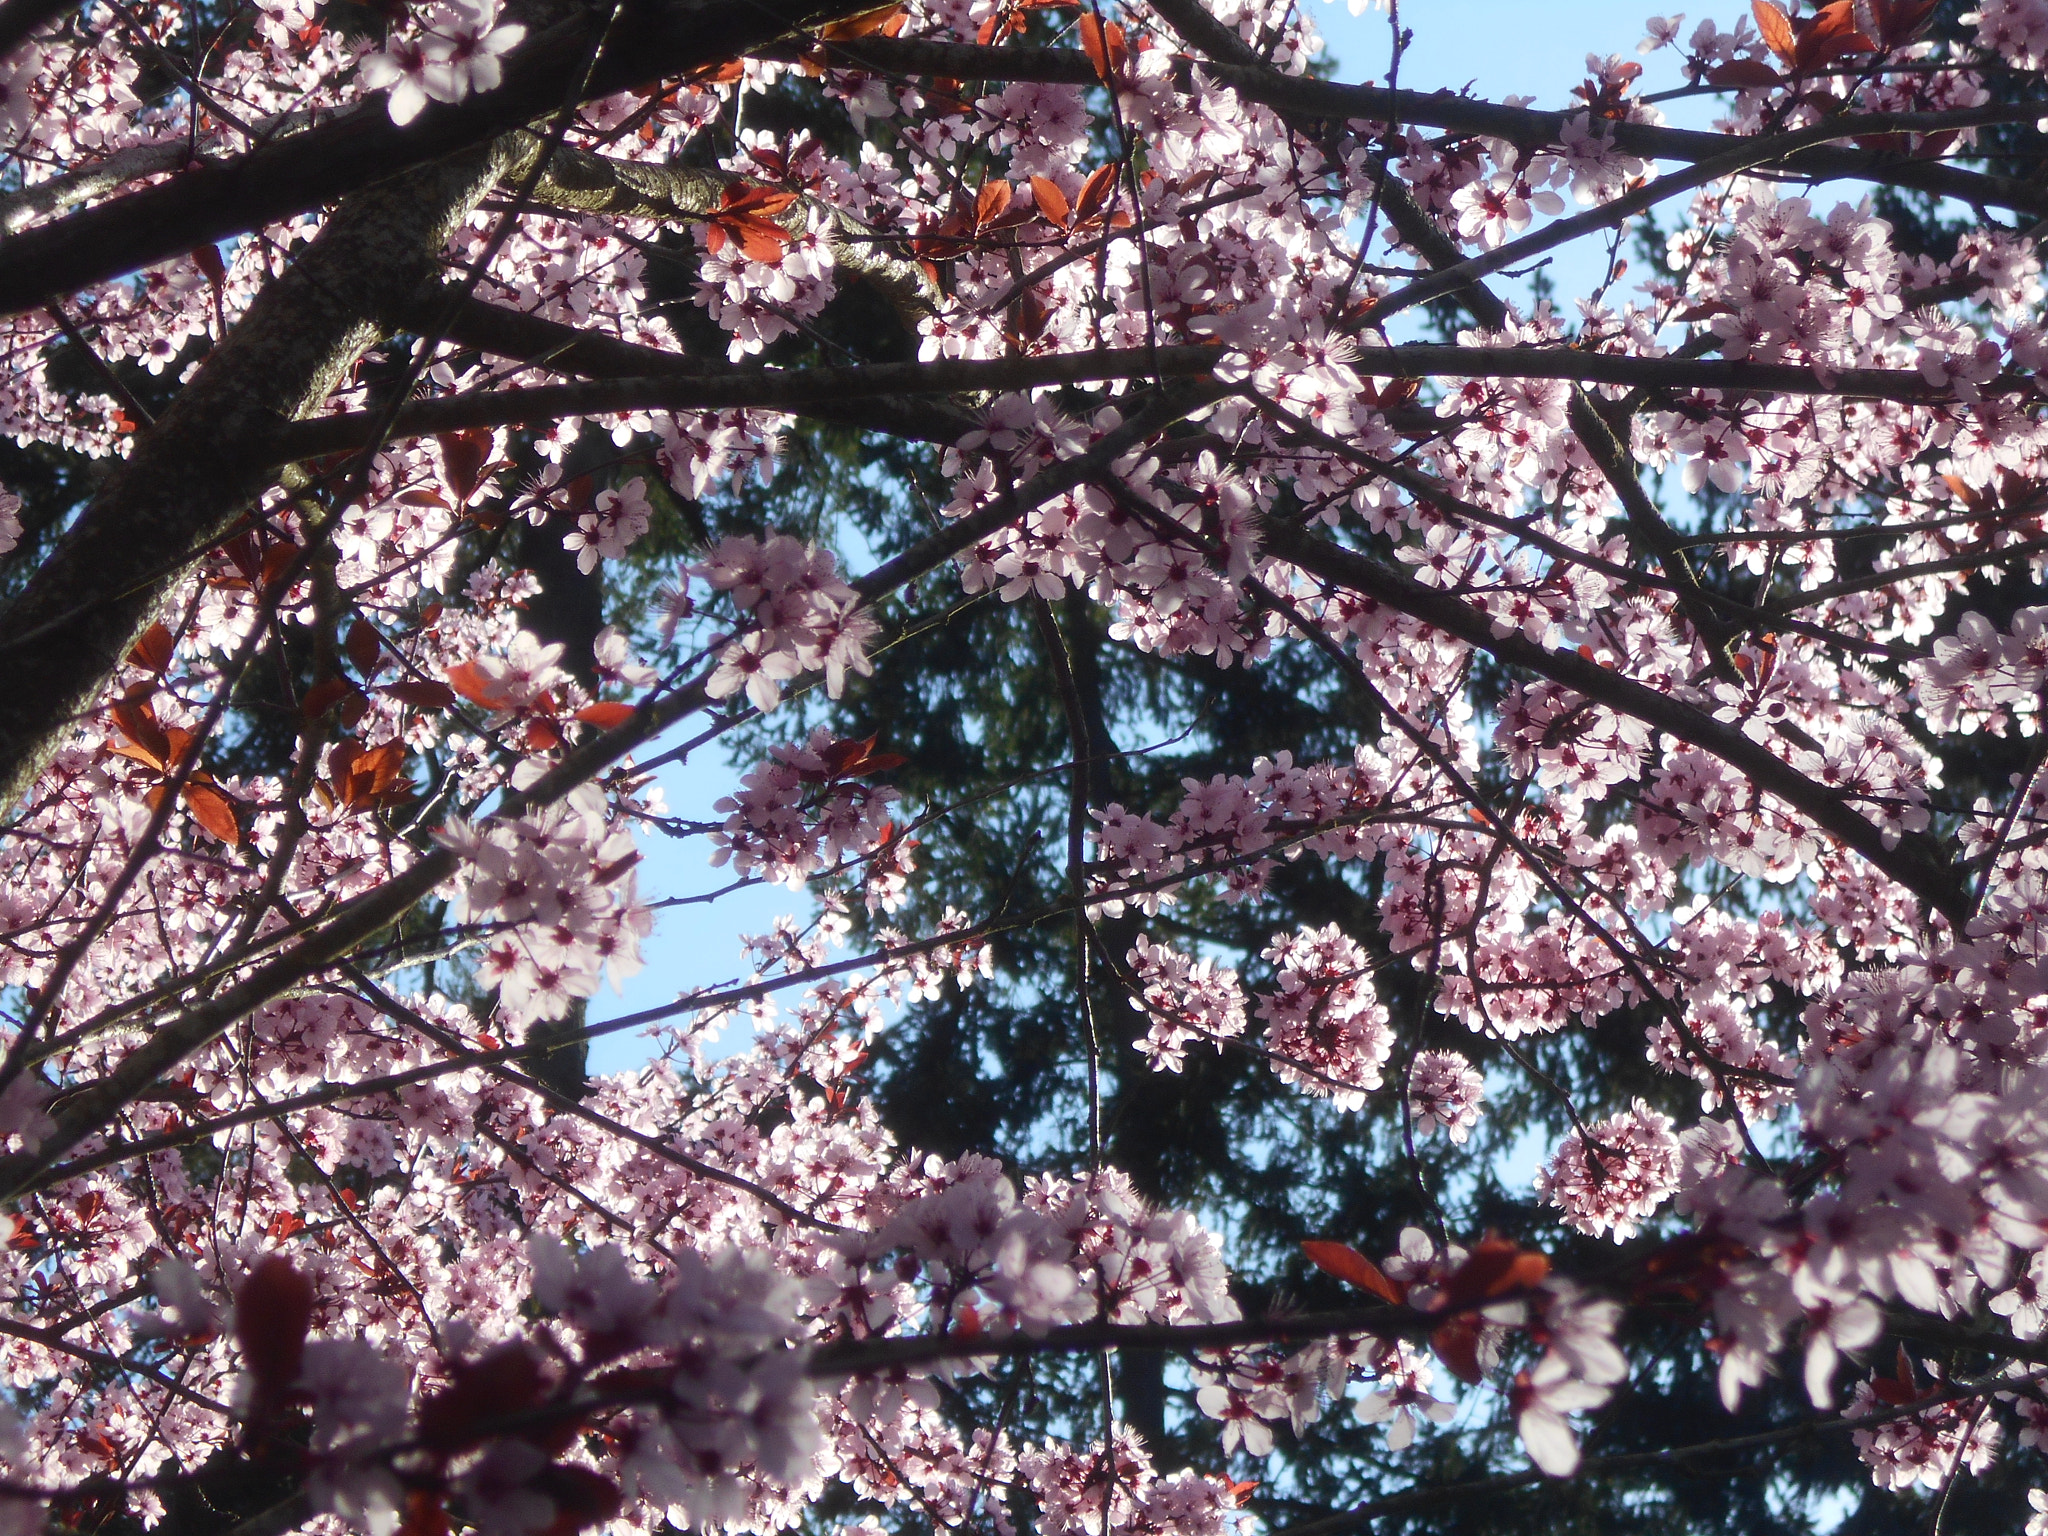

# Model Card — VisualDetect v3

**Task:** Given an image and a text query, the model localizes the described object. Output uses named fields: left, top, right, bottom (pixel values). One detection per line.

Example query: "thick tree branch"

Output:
left=0, top=138, right=521, bottom=815
left=409, top=286, right=976, bottom=440
left=0, top=0, right=905, bottom=319
left=269, top=349, right=1224, bottom=460
left=270, top=337, right=1974, bottom=468
left=522, top=147, right=938, bottom=324
left=778, top=30, right=2048, bottom=218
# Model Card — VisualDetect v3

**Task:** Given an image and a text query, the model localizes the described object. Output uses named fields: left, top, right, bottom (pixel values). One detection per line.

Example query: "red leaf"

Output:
left=191, top=243, right=226, bottom=288
left=976, top=179, right=1014, bottom=228
left=1030, top=175, right=1071, bottom=228
left=436, top=430, right=493, bottom=506
left=1705, top=58, right=1781, bottom=87
left=301, top=676, right=360, bottom=720
left=719, top=184, right=800, bottom=218
left=1076, top=13, right=1125, bottom=80
left=1437, top=1235, right=1550, bottom=1312
left=575, top=701, right=639, bottom=730
left=182, top=781, right=241, bottom=846
left=128, top=623, right=175, bottom=674
left=337, top=742, right=411, bottom=810
left=446, top=661, right=506, bottom=709
left=345, top=620, right=381, bottom=676
left=385, top=678, right=458, bottom=710
left=111, top=698, right=171, bottom=772
left=222, top=530, right=264, bottom=584
left=532, top=1466, right=622, bottom=1536
left=1430, top=1317, right=1485, bottom=1385
left=418, top=1342, right=549, bottom=1454
left=684, top=58, right=746, bottom=84
left=1302, top=1240, right=1405, bottom=1303
left=260, top=542, right=302, bottom=591
left=1796, top=0, right=1875, bottom=68
left=1073, top=163, right=1121, bottom=223
left=819, top=3, right=905, bottom=39
left=235, top=1256, right=315, bottom=1398
left=1751, top=0, right=1796, bottom=63
left=733, top=218, right=792, bottom=263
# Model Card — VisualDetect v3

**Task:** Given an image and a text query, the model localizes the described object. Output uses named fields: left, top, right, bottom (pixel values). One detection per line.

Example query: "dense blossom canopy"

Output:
left=0, top=0, right=2044, bottom=1532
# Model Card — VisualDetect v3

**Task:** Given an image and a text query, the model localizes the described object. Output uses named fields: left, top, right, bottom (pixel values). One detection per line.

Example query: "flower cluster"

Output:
left=445, top=776, right=652, bottom=1026
left=1534, top=1100, right=1684, bottom=1242
left=710, top=729, right=904, bottom=897
left=359, top=0, right=526, bottom=126
left=693, top=535, right=878, bottom=712
left=1407, top=1050, right=1485, bottom=1143
left=1255, top=925, right=1394, bottom=1110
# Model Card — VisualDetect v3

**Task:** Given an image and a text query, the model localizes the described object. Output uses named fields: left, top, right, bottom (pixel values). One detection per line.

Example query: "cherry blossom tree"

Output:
left=0, top=0, right=2045, bottom=1532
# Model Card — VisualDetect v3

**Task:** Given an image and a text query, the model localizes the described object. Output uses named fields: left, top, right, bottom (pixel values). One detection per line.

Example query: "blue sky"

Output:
left=585, top=0, right=1708, bottom=1073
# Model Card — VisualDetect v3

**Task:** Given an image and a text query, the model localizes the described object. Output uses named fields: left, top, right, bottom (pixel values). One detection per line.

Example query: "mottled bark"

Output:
left=525, top=146, right=938, bottom=323
left=0, top=141, right=518, bottom=815
left=0, top=0, right=911, bottom=320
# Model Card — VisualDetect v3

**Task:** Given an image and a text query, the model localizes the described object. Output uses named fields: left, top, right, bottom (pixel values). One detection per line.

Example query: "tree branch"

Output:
left=1261, top=521, right=1969, bottom=923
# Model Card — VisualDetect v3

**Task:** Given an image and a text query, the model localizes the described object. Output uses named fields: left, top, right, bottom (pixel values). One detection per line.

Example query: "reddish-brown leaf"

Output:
left=1076, top=13, right=1125, bottom=80
left=127, top=623, right=175, bottom=674
left=385, top=678, right=458, bottom=710
left=1795, top=0, right=1875, bottom=67
left=300, top=675, right=361, bottom=720
left=266, top=1211, right=305, bottom=1242
left=234, top=1256, right=315, bottom=1399
left=1430, top=1316, right=1485, bottom=1384
left=1751, top=0, right=1796, bottom=61
left=1705, top=57, right=1782, bottom=87
left=192, top=243, right=226, bottom=288
left=418, top=1342, right=549, bottom=1454
left=732, top=218, right=792, bottom=263
left=1437, top=1234, right=1550, bottom=1311
left=975, top=179, right=1014, bottom=228
left=594, top=850, right=643, bottom=885
left=341, top=742, right=410, bottom=809
left=345, top=620, right=381, bottom=676
left=436, top=429, right=493, bottom=506
left=819, top=3, right=905, bottom=39
left=1302, top=1240, right=1405, bottom=1303
left=1942, top=472, right=1987, bottom=509
left=575, top=701, right=639, bottom=730
left=1030, top=175, right=1072, bottom=228
left=222, top=529, right=264, bottom=584
left=260, top=542, right=301, bottom=590
left=1870, top=0, right=1938, bottom=45
left=446, top=661, right=506, bottom=709
left=1074, top=163, right=1121, bottom=223
left=532, top=1465, right=622, bottom=1536
left=182, top=781, right=241, bottom=846
left=683, top=58, right=746, bottom=84
left=111, top=698, right=171, bottom=772
left=720, top=184, right=801, bottom=218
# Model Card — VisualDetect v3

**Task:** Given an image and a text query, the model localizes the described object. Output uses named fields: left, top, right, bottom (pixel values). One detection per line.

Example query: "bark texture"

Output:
left=0, top=141, right=517, bottom=815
